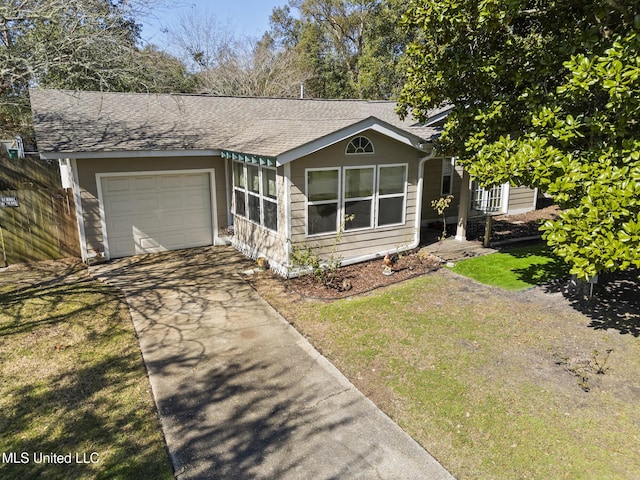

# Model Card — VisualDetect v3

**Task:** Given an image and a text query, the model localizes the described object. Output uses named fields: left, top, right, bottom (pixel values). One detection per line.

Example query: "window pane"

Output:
left=308, top=203, right=337, bottom=235
left=248, top=194, right=260, bottom=223
left=442, top=175, right=452, bottom=195
left=263, top=200, right=278, bottom=231
left=379, top=166, right=406, bottom=195
left=248, top=165, right=260, bottom=193
left=345, top=168, right=374, bottom=198
left=378, top=196, right=404, bottom=226
left=233, top=162, right=245, bottom=188
left=262, top=168, right=277, bottom=199
left=441, top=159, right=453, bottom=195
left=234, top=189, right=245, bottom=216
left=345, top=200, right=372, bottom=230
left=308, top=170, right=339, bottom=201
left=346, top=136, right=374, bottom=154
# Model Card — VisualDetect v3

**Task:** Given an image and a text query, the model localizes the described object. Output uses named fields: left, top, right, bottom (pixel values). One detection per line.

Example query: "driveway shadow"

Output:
left=91, top=246, right=453, bottom=479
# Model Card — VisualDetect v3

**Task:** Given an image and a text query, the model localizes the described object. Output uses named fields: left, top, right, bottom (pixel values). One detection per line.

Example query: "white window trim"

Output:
left=441, top=157, right=454, bottom=196
left=305, top=167, right=342, bottom=237
left=470, top=181, right=507, bottom=214
left=376, top=163, right=408, bottom=228
left=304, top=163, right=409, bottom=238
left=232, top=160, right=278, bottom=232
left=343, top=165, right=376, bottom=232
left=345, top=135, right=375, bottom=155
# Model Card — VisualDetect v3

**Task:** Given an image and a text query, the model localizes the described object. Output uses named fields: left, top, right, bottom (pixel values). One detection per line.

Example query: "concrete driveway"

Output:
left=91, top=246, right=454, bottom=480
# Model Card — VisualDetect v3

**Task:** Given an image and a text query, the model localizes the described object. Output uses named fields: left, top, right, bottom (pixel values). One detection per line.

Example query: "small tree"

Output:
left=431, top=195, right=453, bottom=241
left=290, top=214, right=353, bottom=288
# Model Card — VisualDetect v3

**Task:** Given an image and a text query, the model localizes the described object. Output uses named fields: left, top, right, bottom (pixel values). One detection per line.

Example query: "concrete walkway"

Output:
left=420, top=230, right=496, bottom=263
left=91, top=246, right=455, bottom=480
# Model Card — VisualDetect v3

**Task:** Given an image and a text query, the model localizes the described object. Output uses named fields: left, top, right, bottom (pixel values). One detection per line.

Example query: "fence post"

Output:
left=0, top=223, right=7, bottom=267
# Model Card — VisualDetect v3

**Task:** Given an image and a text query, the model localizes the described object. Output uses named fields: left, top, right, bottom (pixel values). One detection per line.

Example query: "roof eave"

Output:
left=39, top=149, right=220, bottom=160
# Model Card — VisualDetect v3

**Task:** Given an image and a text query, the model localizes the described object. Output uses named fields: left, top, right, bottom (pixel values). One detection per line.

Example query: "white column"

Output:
left=455, top=169, right=471, bottom=241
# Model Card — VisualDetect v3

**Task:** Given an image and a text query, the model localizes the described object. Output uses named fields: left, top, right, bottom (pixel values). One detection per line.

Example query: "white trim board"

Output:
left=41, top=149, right=220, bottom=160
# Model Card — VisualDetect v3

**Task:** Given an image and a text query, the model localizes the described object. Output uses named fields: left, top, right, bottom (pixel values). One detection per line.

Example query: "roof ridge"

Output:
left=31, top=88, right=396, bottom=104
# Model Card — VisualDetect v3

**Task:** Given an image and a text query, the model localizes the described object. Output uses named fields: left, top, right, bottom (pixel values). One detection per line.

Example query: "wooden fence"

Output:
left=0, top=154, right=80, bottom=265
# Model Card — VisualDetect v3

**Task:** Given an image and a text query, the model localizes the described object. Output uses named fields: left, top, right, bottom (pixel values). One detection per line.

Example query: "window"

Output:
left=233, top=161, right=246, bottom=217
left=307, top=169, right=340, bottom=235
left=233, top=161, right=278, bottom=231
left=305, top=163, right=408, bottom=236
left=441, top=158, right=454, bottom=195
left=346, top=136, right=374, bottom=154
left=377, top=165, right=407, bottom=226
left=471, top=181, right=504, bottom=213
left=344, top=167, right=374, bottom=230
left=262, top=168, right=278, bottom=231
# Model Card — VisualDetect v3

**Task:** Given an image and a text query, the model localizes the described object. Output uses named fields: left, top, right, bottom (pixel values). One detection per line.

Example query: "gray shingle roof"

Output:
left=29, top=89, right=446, bottom=157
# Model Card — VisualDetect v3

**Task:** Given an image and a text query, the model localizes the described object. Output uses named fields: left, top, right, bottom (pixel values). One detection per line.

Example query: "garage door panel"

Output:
left=160, top=175, right=184, bottom=189
left=185, top=191, right=210, bottom=207
left=101, top=173, right=214, bottom=258
left=187, top=229, right=214, bottom=245
left=107, top=198, right=134, bottom=215
left=184, top=210, right=212, bottom=228
left=133, top=176, right=158, bottom=190
left=104, top=178, right=131, bottom=193
left=111, top=237, right=136, bottom=257
left=160, top=192, right=186, bottom=210
left=161, top=212, right=186, bottom=227
left=136, top=195, right=160, bottom=211
left=185, top=174, right=209, bottom=188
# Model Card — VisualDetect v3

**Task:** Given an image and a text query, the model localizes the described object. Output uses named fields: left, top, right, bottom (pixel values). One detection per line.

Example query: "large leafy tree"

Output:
left=1, top=0, right=193, bottom=138
left=398, top=0, right=640, bottom=279
left=266, top=0, right=412, bottom=99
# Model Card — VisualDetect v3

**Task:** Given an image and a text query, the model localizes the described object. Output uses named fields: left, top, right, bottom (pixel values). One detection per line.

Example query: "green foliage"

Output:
left=448, top=244, right=570, bottom=290
left=1, top=0, right=194, bottom=138
left=398, top=0, right=640, bottom=279
left=290, top=214, right=353, bottom=287
left=266, top=0, right=412, bottom=99
left=431, top=194, right=453, bottom=240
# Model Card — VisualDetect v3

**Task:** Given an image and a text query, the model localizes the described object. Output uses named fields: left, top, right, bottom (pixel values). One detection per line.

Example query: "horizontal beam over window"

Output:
left=221, top=150, right=276, bottom=167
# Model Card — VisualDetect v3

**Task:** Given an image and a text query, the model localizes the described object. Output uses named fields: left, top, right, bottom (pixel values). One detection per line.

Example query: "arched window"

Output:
left=346, top=136, right=374, bottom=154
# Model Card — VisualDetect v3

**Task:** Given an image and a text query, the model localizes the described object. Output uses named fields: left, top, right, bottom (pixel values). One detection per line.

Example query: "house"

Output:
left=29, top=89, right=537, bottom=275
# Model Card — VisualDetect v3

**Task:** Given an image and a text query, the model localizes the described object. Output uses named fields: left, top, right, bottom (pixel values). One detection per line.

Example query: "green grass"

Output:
left=0, top=267, right=173, bottom=480
left=274, top=273, right=640, bottom=479
left=449, top=244, right=569, bottom=290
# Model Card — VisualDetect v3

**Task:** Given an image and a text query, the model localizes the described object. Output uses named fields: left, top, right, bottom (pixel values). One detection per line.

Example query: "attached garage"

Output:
left=97, top=171, right=216, bottom=258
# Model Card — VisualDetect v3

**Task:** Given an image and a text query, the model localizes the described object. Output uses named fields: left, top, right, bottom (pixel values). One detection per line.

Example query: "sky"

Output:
left=138, top=0, right=288, bottom=48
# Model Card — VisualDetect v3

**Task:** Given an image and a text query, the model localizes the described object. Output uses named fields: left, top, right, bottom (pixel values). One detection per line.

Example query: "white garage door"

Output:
left=101, top=173, right=214, bottom=258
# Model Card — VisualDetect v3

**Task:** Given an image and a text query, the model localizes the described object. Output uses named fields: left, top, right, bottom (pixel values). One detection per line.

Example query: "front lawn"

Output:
left=0, top=261, right=173, bottom=480
left=449, top=244, right=569, bottom=290
left=250, top=268, right=640, bottom=479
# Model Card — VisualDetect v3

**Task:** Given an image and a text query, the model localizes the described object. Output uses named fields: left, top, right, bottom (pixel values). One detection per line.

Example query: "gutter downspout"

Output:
left=283, top=162, right=292, bottom=272
left=411, top=148, right=437, bottom=249
left=337, top=147, right=436, bottom=269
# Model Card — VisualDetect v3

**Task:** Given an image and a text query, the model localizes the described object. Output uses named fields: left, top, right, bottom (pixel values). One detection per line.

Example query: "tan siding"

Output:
left=233, top=216, right=287, bottom=266
left=76, top=156, right=228, bottom=255
left=507, top=186, right=537, bottom=214
left=421, top=158, right=462, bottom=224
left=289, top=130, right=421, bottom=262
